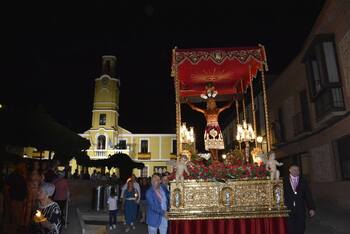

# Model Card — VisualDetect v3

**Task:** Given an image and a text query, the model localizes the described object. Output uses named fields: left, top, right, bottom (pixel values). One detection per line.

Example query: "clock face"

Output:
left=102, top=77, right=109, bottom=86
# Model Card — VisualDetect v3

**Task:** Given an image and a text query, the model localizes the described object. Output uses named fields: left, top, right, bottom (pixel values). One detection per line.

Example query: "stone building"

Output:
left=268, top=0, right=350, bottom=208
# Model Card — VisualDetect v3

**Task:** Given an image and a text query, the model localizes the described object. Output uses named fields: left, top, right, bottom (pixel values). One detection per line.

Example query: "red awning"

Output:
left=172, top=46, right=267, bottom=102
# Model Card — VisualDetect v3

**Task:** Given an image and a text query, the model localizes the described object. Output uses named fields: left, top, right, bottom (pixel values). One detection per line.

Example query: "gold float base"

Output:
left=169, top=179, right=289, bottom=220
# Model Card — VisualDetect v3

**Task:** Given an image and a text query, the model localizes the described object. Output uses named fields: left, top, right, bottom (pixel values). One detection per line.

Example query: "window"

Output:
left=103, top=60, right=111, bottom=75
left=172, top=139, right=177, bottom=154
left=274, top=108, right=285, bottom=143
left=97, top=135, right=106, bottom=149
left=99, top=114, right=106, bottom=125
left=337, top=135, right=350, bottom=179
left=118, top=140, right=127, bottom=149
left=304, top=34, right=344, bottom=120
left=299, top=90, right=311, bottom=131
left=140, top=139, right=149, bottom=153
left=293, top=90, right=311, bottom=135
left=141, top=166, right=148, bottom=178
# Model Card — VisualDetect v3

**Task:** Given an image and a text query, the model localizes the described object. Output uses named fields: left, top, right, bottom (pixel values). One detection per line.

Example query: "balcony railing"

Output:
left=138, top=152, right=151, bottom=160
left=315, top=87, right=345, bottom=121
left=86, top=149, right=130, bottom=159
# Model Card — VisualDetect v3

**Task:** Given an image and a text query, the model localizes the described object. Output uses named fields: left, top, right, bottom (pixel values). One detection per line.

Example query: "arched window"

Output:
left=97, top=135, right=106, bottom=149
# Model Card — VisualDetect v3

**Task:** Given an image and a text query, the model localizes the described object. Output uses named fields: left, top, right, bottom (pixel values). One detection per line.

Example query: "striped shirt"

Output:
left=39, top=201, right=62, bottom=234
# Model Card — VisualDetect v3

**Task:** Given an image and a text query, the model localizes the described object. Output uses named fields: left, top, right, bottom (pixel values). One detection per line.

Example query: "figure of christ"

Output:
left=187, top=98, right=233, bottom=161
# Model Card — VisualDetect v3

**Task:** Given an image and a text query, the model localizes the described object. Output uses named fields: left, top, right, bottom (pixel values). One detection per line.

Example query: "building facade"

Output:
left=75, top=55, right=176, bottom=177
left=221, top=0, right=350, bottom=209
left=268, top=0, right=350, bottom=208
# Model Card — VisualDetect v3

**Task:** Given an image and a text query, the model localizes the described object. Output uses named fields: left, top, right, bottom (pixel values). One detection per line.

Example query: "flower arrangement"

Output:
left=169, top=155, right=269, bottom=181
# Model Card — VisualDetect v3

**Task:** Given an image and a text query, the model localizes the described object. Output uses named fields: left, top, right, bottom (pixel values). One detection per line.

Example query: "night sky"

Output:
left=1, top=1, right=325, bottom=142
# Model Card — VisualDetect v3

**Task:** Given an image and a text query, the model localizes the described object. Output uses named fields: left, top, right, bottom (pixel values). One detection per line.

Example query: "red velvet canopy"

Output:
left=172, top=46, right=267, bottom=102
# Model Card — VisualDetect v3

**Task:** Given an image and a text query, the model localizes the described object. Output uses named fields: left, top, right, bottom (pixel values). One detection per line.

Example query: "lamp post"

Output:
left=236, top=120, right=256, bottom=163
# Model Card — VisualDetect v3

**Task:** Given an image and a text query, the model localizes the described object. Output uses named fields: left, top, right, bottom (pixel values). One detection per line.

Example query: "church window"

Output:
left=97, top=135, right=106, bottom=149
left=99, top=114, right=106, bottom=125
left=106, top=61, right=110, bottom=73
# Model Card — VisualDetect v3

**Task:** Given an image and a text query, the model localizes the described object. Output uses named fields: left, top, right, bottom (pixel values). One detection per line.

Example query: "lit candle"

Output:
left=35, top=210, right=42, bottom=218
left=34, top=210, right=47, bottom=222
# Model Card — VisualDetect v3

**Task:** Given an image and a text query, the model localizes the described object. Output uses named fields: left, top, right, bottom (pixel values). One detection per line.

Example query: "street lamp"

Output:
left=236, top=120, right=256, bottom=163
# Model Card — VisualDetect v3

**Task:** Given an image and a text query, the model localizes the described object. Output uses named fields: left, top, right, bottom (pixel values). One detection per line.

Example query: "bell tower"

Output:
left=91, top=55, right=120, bottom=130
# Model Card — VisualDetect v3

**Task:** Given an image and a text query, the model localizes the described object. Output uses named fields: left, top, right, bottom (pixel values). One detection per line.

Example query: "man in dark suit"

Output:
left=284, top=165, right=316, bottom=234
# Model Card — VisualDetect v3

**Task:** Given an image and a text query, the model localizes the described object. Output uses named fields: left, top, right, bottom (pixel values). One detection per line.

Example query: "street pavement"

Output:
left=62, top=201, right=350, bottom=234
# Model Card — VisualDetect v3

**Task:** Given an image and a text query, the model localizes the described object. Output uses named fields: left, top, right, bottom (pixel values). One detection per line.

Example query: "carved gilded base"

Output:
left=169, top=179, right=289, bottom=220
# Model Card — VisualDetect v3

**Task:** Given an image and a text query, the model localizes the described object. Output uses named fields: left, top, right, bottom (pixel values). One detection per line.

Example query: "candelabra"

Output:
left=236, top=120, right=256, bottom=163
left=180, top=123, right=195, bottom=156
left=180, top=123, right=195, bottom=144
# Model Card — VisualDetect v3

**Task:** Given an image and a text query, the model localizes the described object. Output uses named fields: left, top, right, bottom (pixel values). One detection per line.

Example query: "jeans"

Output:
left=148, top=217, right=168, bottom=234
left=109, top=209, right=118, bottom=226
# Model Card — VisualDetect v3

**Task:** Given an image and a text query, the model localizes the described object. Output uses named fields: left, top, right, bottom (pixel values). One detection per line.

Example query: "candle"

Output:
left=35, top=210, right=42, bottom=218
left=34, top=209, right=47, bottom=222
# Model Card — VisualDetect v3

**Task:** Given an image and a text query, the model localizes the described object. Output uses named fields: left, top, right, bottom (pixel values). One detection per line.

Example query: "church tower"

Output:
left=91, top=55, right=120, bottom=130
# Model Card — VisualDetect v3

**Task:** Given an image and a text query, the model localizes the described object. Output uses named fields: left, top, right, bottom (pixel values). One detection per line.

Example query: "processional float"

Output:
left=168, top=46, right=288, bottom=234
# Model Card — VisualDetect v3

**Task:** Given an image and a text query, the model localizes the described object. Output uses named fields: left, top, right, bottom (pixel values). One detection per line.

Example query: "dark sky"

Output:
left=1, top=1, right=325, bottom=140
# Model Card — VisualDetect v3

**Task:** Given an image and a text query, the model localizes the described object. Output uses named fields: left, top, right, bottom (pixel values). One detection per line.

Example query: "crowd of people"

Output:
left=0, top=160, right=69, bottom=234
left=0, top=158, right=314, bottom=234
left=63, top=167, right=171, bottom=233
left=103, top=173, right=170, bottom=233
left=0, top=159, right=171, bottom=234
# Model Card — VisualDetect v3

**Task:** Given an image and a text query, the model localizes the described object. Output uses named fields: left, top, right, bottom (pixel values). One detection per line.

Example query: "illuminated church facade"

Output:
left=77, top=56, right=176, bottom=176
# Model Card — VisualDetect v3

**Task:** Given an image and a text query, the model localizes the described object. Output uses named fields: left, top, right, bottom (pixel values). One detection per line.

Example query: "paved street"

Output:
left=61, top=201, right=350, bottom=234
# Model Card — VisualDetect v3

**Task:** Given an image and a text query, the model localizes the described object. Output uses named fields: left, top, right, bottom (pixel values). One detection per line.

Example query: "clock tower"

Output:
left=91, top=55, right=120, bottom=130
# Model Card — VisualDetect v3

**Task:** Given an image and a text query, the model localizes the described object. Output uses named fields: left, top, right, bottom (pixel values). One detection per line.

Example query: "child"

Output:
left=107, top=187, right=118, bottom=230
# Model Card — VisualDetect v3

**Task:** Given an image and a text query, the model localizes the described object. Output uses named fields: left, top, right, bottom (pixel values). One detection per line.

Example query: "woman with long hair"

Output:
left=122, top=180, right=139, bottom=232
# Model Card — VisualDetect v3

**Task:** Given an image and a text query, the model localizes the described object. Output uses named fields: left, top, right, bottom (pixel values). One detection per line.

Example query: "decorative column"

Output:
left=249, top=65, right=257, bottom=147
left=240, top=80, right=246, bottom=121
left=235, top=100, right=241, bottom=150
left=172, top=47, right=182, bottom=159
left=261, top=66, right=271, bottom=152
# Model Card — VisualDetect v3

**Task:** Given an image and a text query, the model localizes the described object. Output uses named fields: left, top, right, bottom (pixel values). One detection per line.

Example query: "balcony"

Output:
left=138, top=152, right=151, bottom=160
left=315, top=87, right=345, bottom=122
left=86, top=149, right=130, bottom=159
